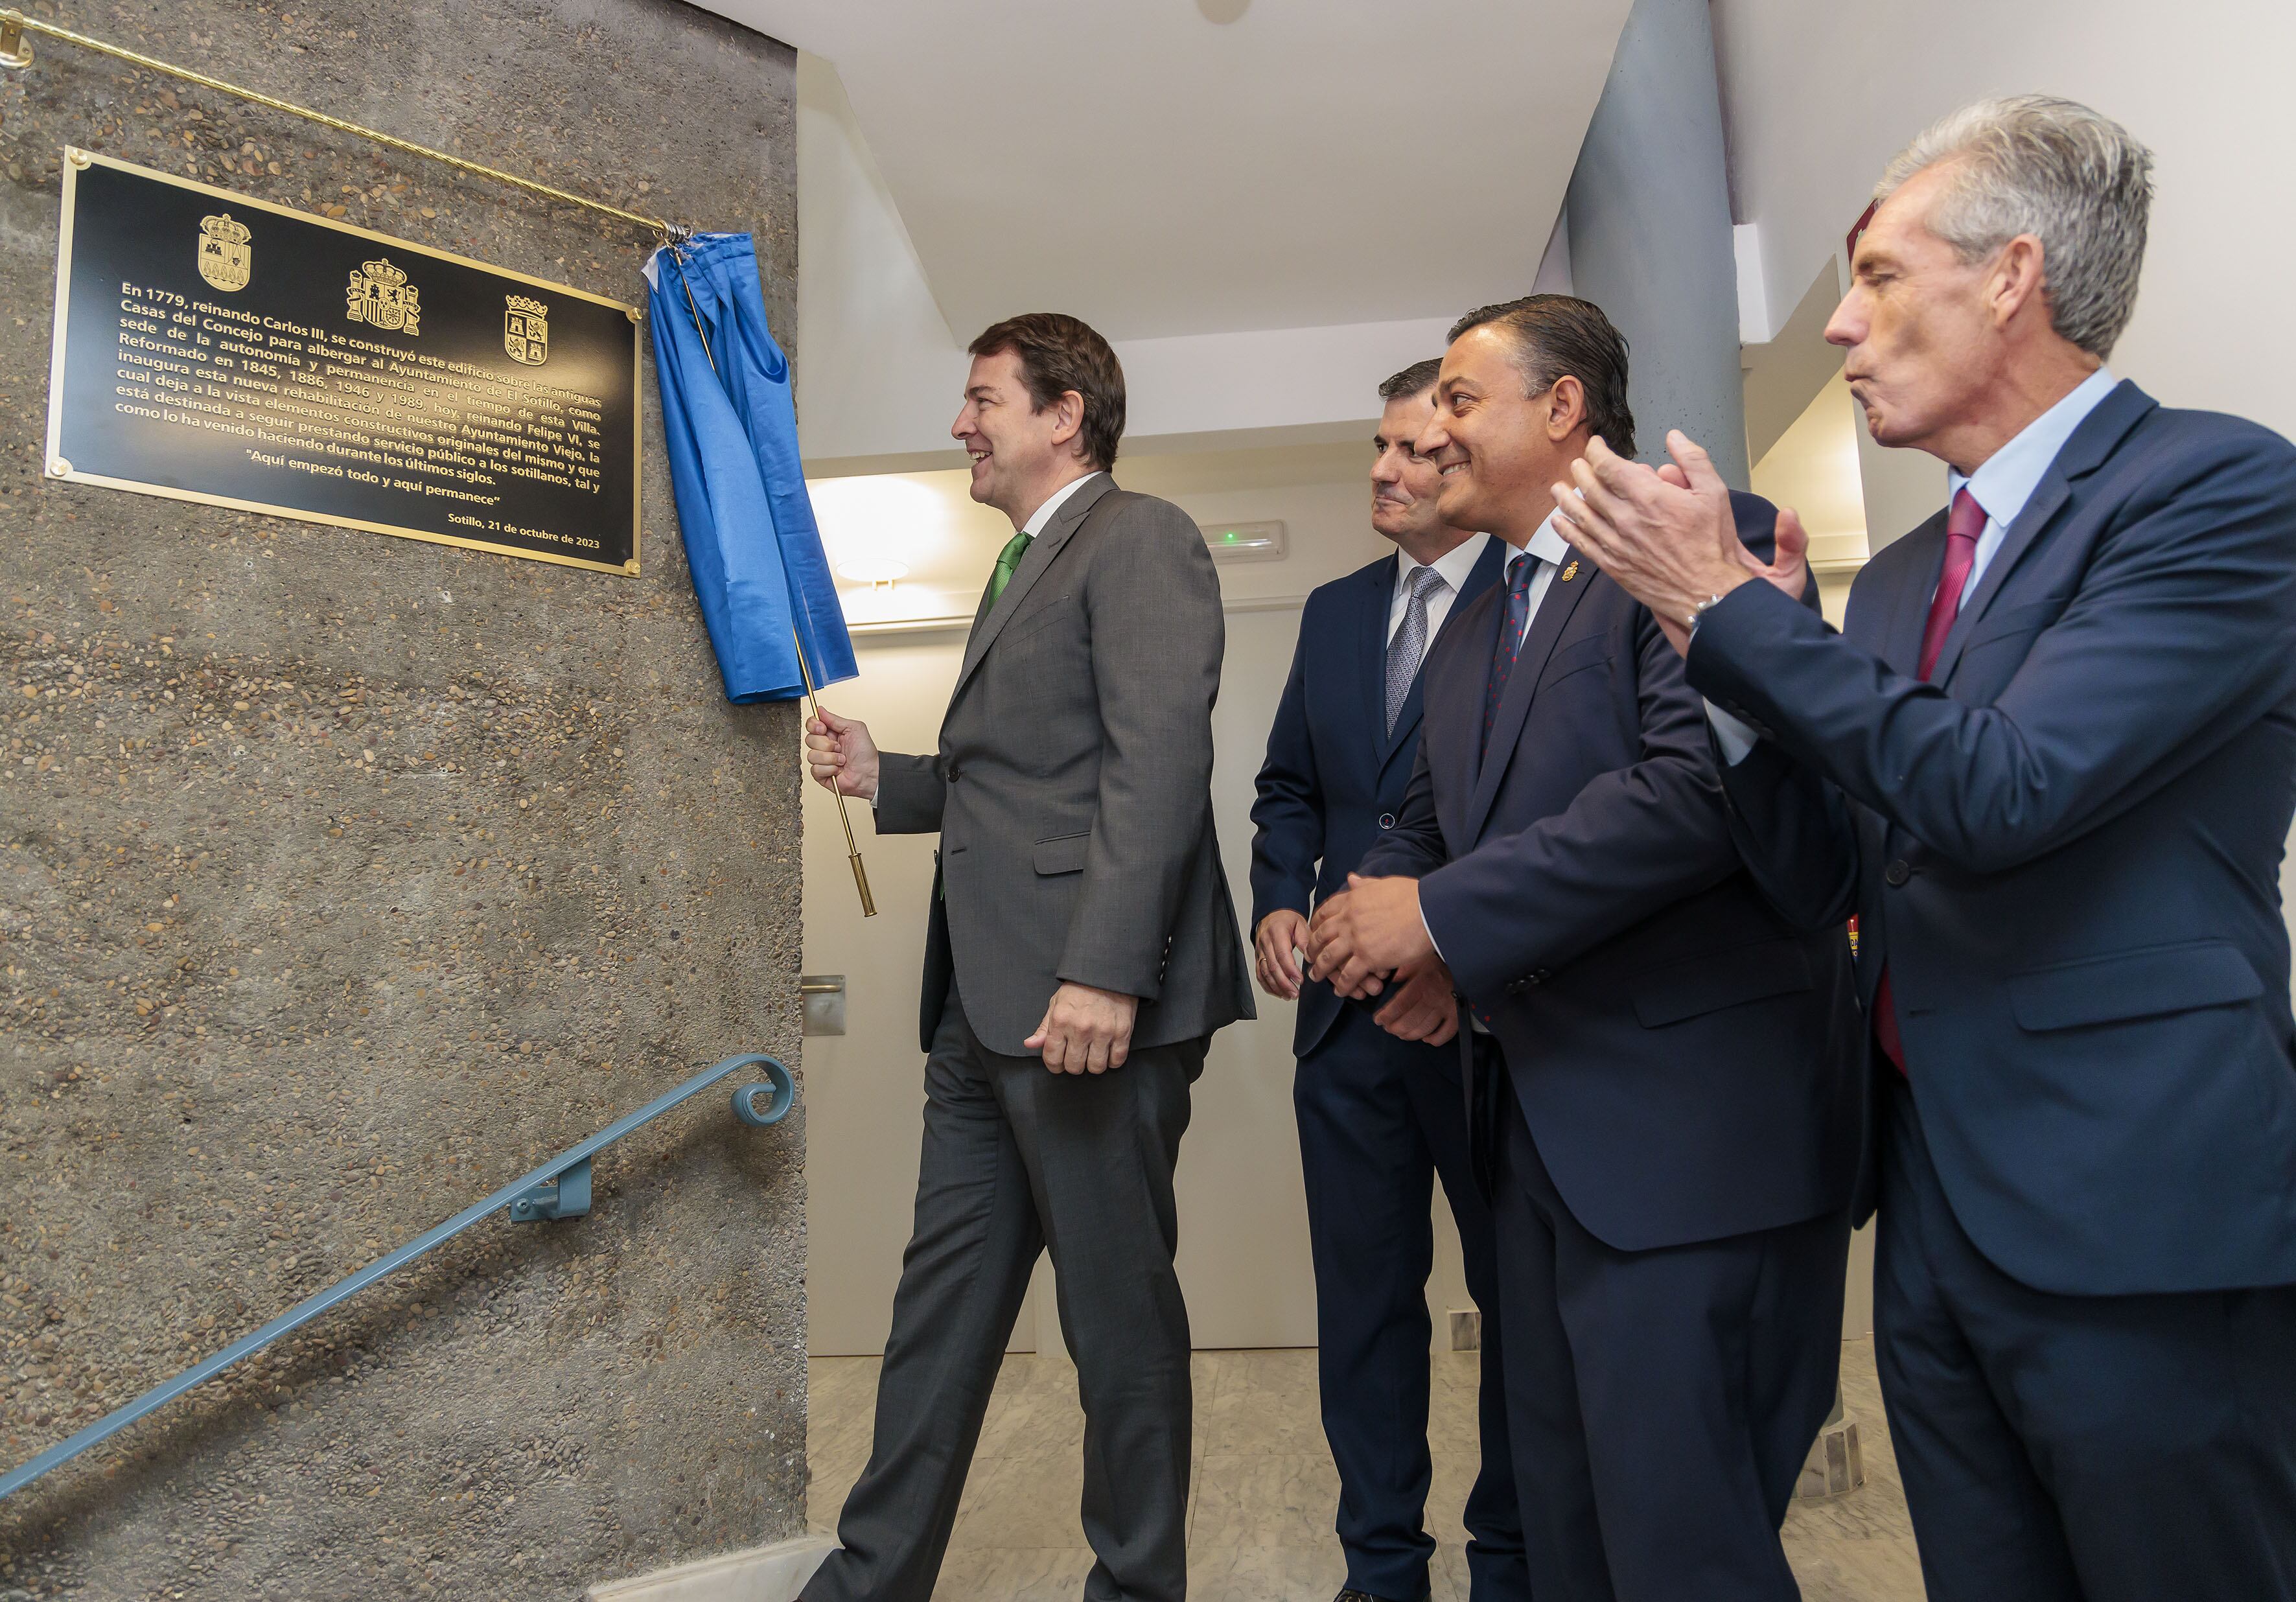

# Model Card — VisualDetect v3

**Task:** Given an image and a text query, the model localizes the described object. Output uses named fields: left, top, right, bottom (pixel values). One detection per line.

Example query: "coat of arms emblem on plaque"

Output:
left=196, top=213, right=251, bottom=292
left=504, top=294, right=550, bottom=366
left=345, top=257, right=421, bottom=334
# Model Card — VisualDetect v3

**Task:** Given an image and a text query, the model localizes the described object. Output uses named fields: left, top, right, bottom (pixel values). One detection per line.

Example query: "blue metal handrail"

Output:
left=0, top=1051, right=797, bottom=1502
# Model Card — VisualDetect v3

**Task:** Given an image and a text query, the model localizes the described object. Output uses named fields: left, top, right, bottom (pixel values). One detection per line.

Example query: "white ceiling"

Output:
left=705, top=0, right=1632, bottom=342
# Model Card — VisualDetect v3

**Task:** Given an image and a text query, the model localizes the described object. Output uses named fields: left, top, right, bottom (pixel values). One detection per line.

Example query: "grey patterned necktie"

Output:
left=1386, top=564, right=1448, bottom=734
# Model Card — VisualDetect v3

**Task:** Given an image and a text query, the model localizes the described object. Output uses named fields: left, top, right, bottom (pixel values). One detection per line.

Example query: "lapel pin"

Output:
left=1560, top=560, right=1579, bottom=582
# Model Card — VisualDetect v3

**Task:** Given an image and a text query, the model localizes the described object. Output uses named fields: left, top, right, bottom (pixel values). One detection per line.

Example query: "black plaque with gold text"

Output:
left=43, top=149, right=642, bottom=575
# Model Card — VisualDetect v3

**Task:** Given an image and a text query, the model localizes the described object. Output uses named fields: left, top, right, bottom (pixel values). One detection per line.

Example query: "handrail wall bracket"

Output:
left=509, top=1155, right=594, bottom=1222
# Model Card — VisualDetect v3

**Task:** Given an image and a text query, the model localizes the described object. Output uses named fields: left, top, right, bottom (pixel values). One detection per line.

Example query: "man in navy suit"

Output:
left=1308, top=296, right=1862, bottom=1602
left=1249, top=358, right=1514, bottom=1602
left=1557, top=96, right=2296, bottom=1602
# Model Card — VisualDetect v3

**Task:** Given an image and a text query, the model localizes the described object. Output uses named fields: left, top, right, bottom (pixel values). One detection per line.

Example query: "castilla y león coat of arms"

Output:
left=196, top=213, right=251, bottom=292
left=346, top=257, right=421, bottom=334
left=504, top=295, right=549, bottom=366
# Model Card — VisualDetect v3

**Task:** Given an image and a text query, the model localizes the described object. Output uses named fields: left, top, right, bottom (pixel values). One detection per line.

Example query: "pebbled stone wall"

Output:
left=0, top=3, right=809, bottom=1597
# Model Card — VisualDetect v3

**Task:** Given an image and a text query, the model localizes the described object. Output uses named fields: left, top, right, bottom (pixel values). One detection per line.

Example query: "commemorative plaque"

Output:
left=43, top=149, right=642, bottom=575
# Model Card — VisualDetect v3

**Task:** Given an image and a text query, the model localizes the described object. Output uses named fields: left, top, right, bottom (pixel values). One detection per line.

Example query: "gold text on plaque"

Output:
left=504, top=294, right=550, bottom=366
left=347, top=257, right=421, bottom=334
left=196, top=213, right=252, bottom=292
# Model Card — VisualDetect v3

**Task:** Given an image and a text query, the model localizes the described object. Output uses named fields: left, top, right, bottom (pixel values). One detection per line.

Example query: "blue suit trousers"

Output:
left=1490, top=1045, right=1847, bottom=1602
left=1295, top=1005, right=1528, bottom=1602
left=1877, top=1074, right=2296, bottom=1602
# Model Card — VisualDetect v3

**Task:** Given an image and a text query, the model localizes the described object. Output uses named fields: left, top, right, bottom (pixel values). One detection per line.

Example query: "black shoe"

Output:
left=1334, top=1589, right=1431, bottom=1602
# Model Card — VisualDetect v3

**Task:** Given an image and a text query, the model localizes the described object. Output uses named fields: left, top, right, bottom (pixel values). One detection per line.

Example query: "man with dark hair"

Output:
left=1307, top=296, right=1861, bottom=1601
left=802, top=312, right=1253, bottom=1602
left=1249, top=358, right=1516, bottom=1602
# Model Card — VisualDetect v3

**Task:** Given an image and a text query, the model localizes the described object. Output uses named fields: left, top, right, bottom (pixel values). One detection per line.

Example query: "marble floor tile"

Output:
left=947, top=1448, right=1095, bottom=1551
left=811, top=1340, right=1927, bottom=1601
left=1185, top=1542, right=1346, bottom=1602
left=1781, top=1530, right=1930, bottom=1601
left=1427, top=1539, right=1472, bottom=1601
left=1196, top=1366, right=1330, bottom=1456
left=1190, top=1453, right=1344, bottom=1550
left=931, top=1546, right=1098, bottom=1601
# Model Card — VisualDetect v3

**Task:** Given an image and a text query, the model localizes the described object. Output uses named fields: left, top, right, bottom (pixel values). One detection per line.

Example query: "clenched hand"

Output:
left=805, top=706, right=881, bottom=799
left=1026, top=982, right=1139, bottom=1075
left=1374, top=957, right=1460, bottom=1046
left=1306, top=874, right=1435, bottom=1000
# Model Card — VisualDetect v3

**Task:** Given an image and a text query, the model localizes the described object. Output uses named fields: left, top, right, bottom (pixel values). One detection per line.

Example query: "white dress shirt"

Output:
left=1388, top=533, right=1492, bottom=652
left=1708, top=366, right=2118, bottom=765
left=1022, top=469, right=1099, bottom=538
left=1419, top=511, right=1575, bottom=971
left=866, top=471, right=1102, bottom=806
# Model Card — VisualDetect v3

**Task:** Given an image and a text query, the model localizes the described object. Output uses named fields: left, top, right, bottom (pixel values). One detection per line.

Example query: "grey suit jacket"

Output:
left=875, top=472, right=1255, bottom=1056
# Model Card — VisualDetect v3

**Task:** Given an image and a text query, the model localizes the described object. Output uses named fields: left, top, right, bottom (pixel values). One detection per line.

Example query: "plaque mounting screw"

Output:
left=48, top=458, right=69, bottom=477
left=66, top=147, right=91, bottom=170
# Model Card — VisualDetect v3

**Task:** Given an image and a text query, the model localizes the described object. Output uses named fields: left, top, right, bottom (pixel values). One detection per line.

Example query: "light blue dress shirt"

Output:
left=1708, top=366, right=2118, bottom=764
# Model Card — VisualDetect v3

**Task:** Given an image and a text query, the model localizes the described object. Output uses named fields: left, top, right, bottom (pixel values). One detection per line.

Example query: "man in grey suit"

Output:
left=802, top=312, right=1254, bottom=1602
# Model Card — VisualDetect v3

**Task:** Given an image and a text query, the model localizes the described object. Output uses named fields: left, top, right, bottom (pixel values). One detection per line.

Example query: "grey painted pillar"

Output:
left=1565, top=0, right=1750, bottom=486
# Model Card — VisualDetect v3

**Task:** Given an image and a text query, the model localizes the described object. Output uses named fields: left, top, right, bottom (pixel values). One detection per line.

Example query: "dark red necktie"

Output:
left=1873, top=487, right=1987, bottom=1073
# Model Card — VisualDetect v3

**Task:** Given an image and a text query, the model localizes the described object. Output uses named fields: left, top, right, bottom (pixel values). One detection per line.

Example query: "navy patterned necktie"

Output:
left=1481, top=552, right=1537, bottom=761
left=1385, top=565, right=1448, bottom=734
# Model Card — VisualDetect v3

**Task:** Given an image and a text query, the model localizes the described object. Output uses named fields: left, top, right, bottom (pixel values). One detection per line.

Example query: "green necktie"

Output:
left=987, top=528, right=1033, bottom=609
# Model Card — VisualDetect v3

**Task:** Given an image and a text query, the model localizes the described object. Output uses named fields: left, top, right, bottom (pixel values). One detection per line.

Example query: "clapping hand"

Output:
left=1549, top=431, right=1811, bottom=656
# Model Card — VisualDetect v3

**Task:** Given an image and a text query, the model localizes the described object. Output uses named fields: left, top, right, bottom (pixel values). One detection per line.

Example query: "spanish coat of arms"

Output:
left=346, top=257, right=421, bottom=334
left=196, top=213, right=251, bottom=292
left=504, top=295, right=549, bottom=366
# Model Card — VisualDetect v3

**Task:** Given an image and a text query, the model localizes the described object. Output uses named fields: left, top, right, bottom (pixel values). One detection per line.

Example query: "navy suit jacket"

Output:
left=1696, top=382, right=2296, bottom=1297
left=1249, top=539, right=1507, bottom=1056
left=1360, top=493, right=1862, bottom=1253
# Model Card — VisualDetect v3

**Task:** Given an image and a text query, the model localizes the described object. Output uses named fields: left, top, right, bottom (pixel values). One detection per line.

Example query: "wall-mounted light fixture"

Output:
left=835, top=557, right=910, bottom=592
left=1200, top=520, right=1286, bottom=564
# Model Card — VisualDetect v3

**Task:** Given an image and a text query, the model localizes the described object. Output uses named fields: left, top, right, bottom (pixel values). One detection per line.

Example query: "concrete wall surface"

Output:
left=0, top=3, right=809, bottom=1598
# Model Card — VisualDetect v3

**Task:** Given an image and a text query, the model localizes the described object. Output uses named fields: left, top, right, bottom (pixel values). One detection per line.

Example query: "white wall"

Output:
left=1711, top=0, right=2296, bottom=449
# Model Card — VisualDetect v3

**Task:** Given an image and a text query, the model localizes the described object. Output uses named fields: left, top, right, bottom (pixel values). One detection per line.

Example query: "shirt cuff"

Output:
left=1705, top=700, right=1761, bottom=767
left=1419, top=900, right=1447, bottom=962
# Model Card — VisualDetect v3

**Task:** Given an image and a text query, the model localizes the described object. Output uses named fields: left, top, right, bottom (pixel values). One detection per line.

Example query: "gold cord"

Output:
left=0, top=8, right=686, bottom=241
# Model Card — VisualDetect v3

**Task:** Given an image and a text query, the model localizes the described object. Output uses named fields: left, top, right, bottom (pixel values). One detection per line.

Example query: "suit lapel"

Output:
left=1363, top=555, right=1400, bottom=768
left=1880, top=512, right=1949, bottom=675
left=1927, top=380, right=2155, bottom=686
left=1380, top=536, right=1505, bottom=778
left=1466, top=546, right=1595, bottom=842
left=953, top=472, right=1113, bottom=697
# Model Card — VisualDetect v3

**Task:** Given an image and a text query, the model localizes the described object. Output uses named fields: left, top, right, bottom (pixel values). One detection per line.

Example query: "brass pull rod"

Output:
left=668, top=250, right=875, bottom=919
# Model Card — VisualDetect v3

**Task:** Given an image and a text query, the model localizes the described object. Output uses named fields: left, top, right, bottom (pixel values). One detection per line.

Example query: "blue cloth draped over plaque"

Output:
left=644, top=233, right=855, bottom=702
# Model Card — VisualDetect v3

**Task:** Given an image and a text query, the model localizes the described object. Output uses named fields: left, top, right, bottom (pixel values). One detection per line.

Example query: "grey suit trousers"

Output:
left=803, top=988, right=1205, bottom=1602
